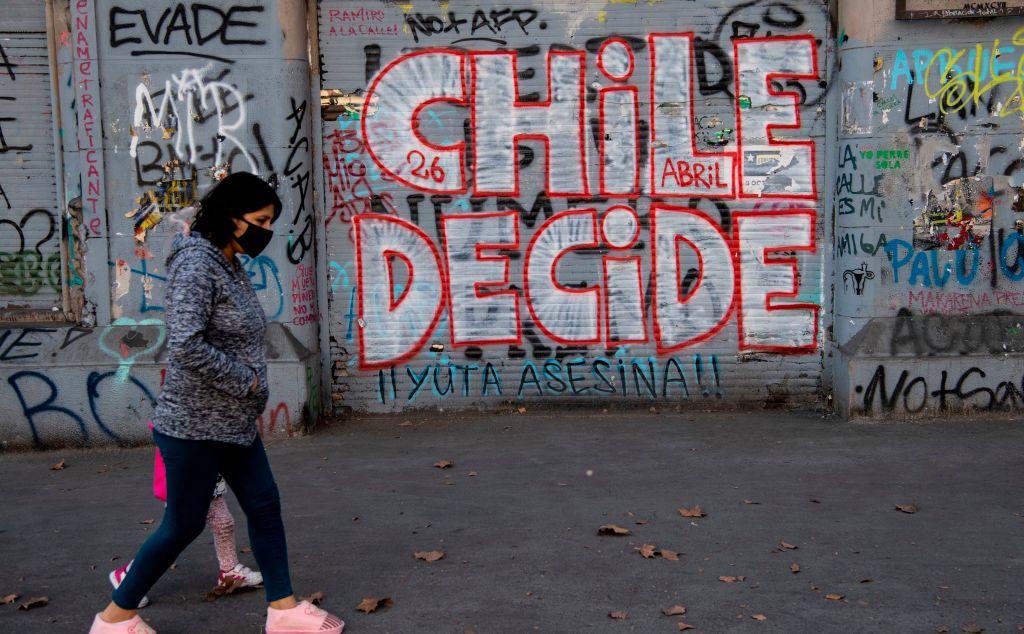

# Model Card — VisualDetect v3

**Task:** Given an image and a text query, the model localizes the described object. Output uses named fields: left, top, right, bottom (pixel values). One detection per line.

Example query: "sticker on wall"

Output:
left=320, top=89, right=378, bottom=122
left=1012, top=186, right=1024, bottom=214
left=126, top=162, right=199, bottom=242
left=843, top=262, right=875, bottom=296
left=741, top=146, right=800, bottom=196
left=913, top=176, right=995, bottom=251
left=842, top=81, right=874, bottom=135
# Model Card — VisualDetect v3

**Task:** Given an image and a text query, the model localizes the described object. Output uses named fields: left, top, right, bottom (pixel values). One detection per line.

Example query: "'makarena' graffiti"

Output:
left=353, top=33, right=820, bottom=369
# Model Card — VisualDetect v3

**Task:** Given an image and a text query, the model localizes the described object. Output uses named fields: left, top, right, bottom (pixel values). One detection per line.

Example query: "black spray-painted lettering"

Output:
left=109, top=3, right=266, bottom=62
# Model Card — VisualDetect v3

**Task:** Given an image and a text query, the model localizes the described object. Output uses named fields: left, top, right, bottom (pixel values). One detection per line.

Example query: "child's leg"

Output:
left=111, top=432, right=220, bottom=610
left=206, top=494, right=240, bottom=572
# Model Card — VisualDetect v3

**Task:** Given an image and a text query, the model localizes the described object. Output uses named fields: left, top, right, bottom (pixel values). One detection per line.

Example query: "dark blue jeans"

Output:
left=112, top=431, right=293, bottom=608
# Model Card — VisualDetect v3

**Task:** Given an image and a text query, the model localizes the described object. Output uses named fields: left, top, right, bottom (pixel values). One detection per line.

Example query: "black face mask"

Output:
left=235, top=219, right=273, bottom=257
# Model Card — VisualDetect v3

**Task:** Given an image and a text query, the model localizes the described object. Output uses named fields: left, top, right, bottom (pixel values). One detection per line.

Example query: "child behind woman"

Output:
left=109, top=452, right=263, bottom=608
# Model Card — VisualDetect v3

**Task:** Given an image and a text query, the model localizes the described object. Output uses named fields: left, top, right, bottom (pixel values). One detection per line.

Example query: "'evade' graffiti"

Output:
left=351, top=35, right=820, bottom=370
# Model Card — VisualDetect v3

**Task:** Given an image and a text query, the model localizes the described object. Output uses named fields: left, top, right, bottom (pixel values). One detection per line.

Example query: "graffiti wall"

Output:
left=835, top=2, right=1024, bottom=416
left=6, top=0, right=1018, bottom=442
left=319, top=0, right=834, bottom=412
left=0, top=2, right=65, bottom=318
left=0, top=0, right=321, bottom=449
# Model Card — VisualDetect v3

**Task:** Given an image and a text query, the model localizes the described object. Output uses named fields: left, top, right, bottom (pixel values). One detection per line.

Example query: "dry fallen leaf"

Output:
left=860, top=578, right=874, bottom=584
left=752, top=614, right=768, bottom=622
left=936, top=627, right=950, bottom=633
left=780, top=541, right=798, bottom=550
left=2, top=593, right=19, bottom=605
left=743, top=499, right=760, bottom=505
left=517, top=406, right=527, bottom=414
left=18, top=597, right=47, bottom=610
left=895, top=503, right=918, bottom=514
left=139, top=519, right=155, bottom=525
left=433, top=460, right=453, bottom=469
left=960, top=624, right=983, bottom=634
left=467, top=471, right=478, bottom=477
left=678, top=623, right=695, bottom=631
left=825, top=594, right=843, bottom=601
left=205, top=576, right=242, bottom=601
left=719, top=575, right=746, bottom=583
left=659, top=549, right=680, bottom=561
left=637, top=544, right=657, bottom=558
left=357, top=596, right=392, bottom=613
left=597, top=524, right=631, bottom=536
left=662, top=605, right=686, bottom=616
left=414, top=550, right=445, bottom=563
left=609, top=610, right=628, bottom=620
left=50, top=460, right=65, bottom=471
left=301, top=591, right=324, bottom=606
left=678, top=505, right=706, bottom=518
left=791, top=563, right=801, bottom=574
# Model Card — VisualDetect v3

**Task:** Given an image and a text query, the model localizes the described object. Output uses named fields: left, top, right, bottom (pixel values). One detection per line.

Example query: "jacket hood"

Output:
left=167, top=232, right=236, bottom=274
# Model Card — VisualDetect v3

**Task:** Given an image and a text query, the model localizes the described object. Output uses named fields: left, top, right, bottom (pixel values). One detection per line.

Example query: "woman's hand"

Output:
left=249, top=369, right=260, bottom=395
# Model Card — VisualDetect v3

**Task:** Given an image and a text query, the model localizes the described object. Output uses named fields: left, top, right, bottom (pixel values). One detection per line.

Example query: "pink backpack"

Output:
left=149, top=422, right=167, bottom=502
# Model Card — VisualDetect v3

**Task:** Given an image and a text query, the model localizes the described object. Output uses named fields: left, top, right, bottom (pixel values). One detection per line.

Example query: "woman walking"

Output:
left=90, top=172, right=343, bottom=634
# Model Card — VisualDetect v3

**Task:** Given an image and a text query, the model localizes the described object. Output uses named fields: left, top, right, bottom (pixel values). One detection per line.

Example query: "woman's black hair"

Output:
left=191, top=171, right=282, bottom=247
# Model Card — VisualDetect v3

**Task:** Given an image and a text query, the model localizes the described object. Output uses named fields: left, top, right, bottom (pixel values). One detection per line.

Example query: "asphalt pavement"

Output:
left=1, top=408, right=1022, bottom=633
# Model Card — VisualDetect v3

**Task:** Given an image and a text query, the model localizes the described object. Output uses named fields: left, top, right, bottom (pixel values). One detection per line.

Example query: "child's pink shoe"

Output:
left=109, top=561, right=149, bottom=609
left=89, top=613, right=156, bottom=633
left=265, top=600, right=344, bottom=633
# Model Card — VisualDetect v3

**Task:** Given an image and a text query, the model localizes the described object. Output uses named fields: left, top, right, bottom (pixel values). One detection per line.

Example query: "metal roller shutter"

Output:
left=0, top=0, right=62, bottom=315
left=317, top=0, right=833, bottom=413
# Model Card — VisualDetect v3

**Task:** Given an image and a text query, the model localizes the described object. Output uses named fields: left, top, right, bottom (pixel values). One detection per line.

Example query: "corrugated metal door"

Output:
left=317, top=0, right=832, bottom=413
left=0, top=0, right=62, bottom=315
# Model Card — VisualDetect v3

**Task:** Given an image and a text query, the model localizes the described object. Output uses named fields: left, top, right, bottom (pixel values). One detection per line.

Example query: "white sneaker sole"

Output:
left=108, top=570, right=149, bottom=609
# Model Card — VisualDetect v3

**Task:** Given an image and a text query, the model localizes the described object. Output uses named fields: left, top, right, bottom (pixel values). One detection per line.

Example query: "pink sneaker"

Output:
left=265, top=600, right=344, bottom=634
left=89, top=613, right=156, bottom=633
left=109, top=561, right=149, bottom=609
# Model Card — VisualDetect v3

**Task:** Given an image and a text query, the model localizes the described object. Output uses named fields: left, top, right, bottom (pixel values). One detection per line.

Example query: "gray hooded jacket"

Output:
left=152, top=233, right=269, bottom=445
